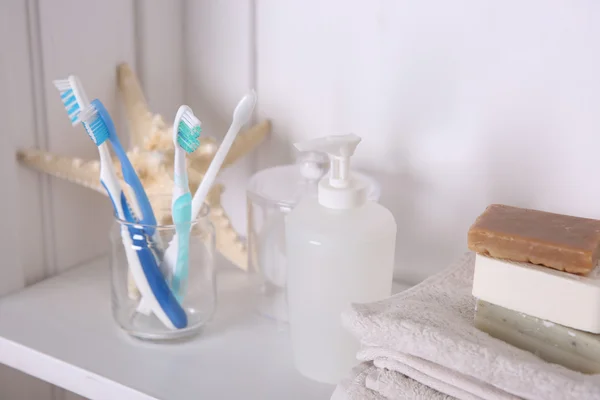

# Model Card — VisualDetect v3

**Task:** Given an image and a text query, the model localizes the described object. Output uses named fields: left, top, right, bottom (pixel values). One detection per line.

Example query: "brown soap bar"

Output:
left=468, top=204, right=600, bottom=275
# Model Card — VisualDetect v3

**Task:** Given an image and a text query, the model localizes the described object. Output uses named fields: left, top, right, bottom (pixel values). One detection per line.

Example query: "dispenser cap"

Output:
left=294, top=134, right=367, bottom=209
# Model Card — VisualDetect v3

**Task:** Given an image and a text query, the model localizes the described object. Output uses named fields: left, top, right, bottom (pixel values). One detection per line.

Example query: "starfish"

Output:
left=17, top=63, right=271, bottom=271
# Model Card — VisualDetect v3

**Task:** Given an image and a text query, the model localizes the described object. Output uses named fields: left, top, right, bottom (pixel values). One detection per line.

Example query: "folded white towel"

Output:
left=337, top=252, right=600, bottom=400
left=332, top=362, right=453, bottom=400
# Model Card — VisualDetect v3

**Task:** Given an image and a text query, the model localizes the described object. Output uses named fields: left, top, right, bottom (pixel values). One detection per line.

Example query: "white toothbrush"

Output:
left=191, top=90, right=257, bottom=218
left=161, top=90, right=257, bottom=277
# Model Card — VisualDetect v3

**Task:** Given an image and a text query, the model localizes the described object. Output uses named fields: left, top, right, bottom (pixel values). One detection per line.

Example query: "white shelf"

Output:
left=0, top=257, right=336, bottom=400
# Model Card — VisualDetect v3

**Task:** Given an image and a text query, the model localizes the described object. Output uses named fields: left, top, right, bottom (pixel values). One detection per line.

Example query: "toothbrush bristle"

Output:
left=177, top=112, right=201, bottom=153
left=80, top=105, right=109, bottom=145
left=54, top=79, right=81, bottom=124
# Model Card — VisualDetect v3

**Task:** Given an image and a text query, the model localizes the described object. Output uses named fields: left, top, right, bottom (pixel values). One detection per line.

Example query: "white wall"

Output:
left=251, top=0, right=600, bottom=283
left=186, top=0, right=600, bottom=284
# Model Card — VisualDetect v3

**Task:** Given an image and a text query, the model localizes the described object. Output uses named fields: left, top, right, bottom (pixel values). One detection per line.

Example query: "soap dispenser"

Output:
left=285, top=134, right=397, bottom=384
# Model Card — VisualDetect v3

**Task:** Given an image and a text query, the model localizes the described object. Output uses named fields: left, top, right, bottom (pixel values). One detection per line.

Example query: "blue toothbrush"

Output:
left=53, top=76, right=187, bottom=329
left=92, top=100, right=164, bottom=258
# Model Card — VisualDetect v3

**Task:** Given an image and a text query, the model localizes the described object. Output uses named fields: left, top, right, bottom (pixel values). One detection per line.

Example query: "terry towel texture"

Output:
left=332, top=363, right=454, bottom=400
left=333, top=252, right=600, bottom=400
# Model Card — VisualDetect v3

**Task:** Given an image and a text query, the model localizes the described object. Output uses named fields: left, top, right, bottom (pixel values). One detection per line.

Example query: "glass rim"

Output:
left=246, top=188, right=295, bottom=211
left=113, top=203, right=211, bottom=229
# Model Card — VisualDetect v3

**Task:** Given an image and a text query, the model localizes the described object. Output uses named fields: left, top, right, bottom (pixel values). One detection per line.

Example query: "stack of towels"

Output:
left=331, top=251, right=600, bottom=400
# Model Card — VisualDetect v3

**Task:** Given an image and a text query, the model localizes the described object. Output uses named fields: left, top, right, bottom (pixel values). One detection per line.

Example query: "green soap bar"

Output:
left=474, top=300, right=600, bottom=374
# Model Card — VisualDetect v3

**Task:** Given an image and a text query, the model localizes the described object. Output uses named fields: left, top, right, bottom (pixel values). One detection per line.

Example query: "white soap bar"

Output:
left=472, top=254, right=600, bottom=333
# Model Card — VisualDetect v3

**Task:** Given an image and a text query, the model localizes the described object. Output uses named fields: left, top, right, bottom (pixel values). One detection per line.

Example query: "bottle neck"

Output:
left=317, top=176, right=367, bottom=209
left=328, top=155, right=350, bottom=189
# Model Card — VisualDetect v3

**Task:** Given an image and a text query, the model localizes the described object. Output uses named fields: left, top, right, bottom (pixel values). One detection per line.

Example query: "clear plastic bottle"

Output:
left=285, top=134, right=397, bottom=384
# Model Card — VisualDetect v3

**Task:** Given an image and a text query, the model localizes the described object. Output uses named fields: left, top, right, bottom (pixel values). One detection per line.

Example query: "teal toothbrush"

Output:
left=169, top=105, right=201, bottom=301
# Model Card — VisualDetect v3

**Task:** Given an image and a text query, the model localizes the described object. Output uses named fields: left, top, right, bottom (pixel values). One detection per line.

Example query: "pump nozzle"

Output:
left=295, top=134, right=360, bottom=188
left=294, top=134, right=366, bottom=209
left=295, top=134, right=361, bottom=157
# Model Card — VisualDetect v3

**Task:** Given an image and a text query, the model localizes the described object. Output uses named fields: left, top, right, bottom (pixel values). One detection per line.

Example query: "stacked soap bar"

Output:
left=474, top=300, right=600, bottom=374
left=469, top=204, right=600, bottom=275
left=468, top=204, right=600, bottom=373
left=472, top=253, right=600, bottom=333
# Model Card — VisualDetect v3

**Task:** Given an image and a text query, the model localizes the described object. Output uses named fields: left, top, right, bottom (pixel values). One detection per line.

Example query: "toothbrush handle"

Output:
left=93, top=100, right=158, bottom=231
left=122, top=197, right=188, bottom=329
left=98, top=144, right=187, bottom=329
left=171, top=192, right=192, bottom=301
left=111, top=135, right=165, bottom=257
left=98, top=145, right=126, bottom=220
left=191, top=121, right=242, bottom=219
left=111, top=137, right=156, bottom=226
left=172, top=229, right=190, bottom=300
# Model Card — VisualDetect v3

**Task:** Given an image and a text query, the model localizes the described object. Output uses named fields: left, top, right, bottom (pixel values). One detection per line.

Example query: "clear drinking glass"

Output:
left=109, top=203, right=216, bottom=340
